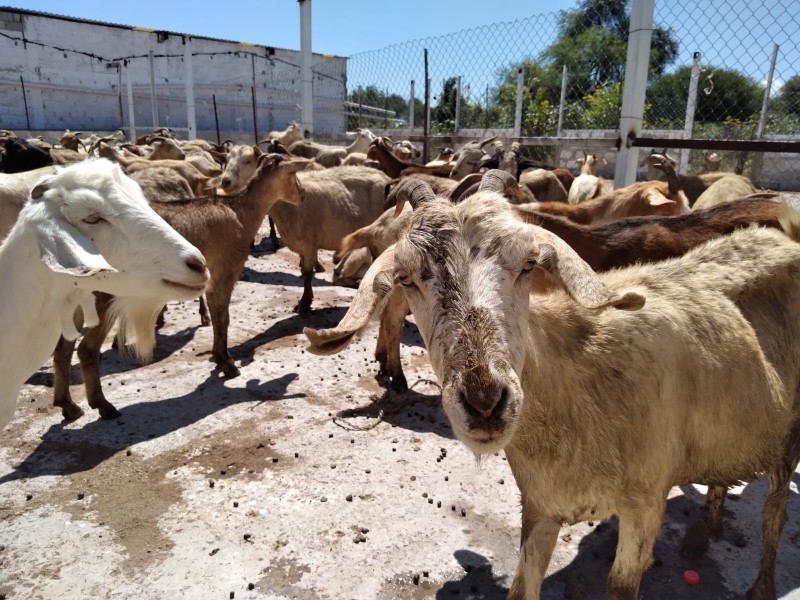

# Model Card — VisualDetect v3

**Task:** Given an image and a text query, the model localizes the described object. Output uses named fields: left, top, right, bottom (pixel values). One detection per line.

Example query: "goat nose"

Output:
left=458, top=384, right=509, bottom=419
left=185, top=256, right=207, bottom=274
left=221, top=177, right=231, bottom=187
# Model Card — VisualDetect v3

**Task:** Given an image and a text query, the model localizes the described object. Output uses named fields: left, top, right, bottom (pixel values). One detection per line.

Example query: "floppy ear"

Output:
left=532, top=228, right=644, bottom=311
left=37, top=218, right=117, bottom=277
left=304, top=247, right=396, bottom=354
left=643, top=189, right=675, bottom=207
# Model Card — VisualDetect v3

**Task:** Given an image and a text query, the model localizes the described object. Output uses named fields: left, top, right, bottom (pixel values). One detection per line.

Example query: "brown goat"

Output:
left=366, top=138, right=451, bottom=178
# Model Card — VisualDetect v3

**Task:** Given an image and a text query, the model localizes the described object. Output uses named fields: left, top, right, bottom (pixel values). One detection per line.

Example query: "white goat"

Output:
left=306, top=176, right=800, bottom=600
left=567, top=153, right=605, bottom=204
left=0, top=159, right=208, bottom=430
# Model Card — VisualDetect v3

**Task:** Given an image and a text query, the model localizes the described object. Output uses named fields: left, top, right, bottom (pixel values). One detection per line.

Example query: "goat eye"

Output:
left=82, top=214, right=105, bottom=225
left=393, top=270, right=416, bottom=289
left=521, top=259, right=537, bottom=272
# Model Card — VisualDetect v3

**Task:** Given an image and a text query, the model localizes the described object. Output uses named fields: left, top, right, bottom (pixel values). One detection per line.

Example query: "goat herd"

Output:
left=1, top=123, right=799, bottom=599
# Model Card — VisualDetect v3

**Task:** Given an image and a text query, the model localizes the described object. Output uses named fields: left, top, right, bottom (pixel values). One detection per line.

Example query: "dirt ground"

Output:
left=1, top=221, right=799, bottom=600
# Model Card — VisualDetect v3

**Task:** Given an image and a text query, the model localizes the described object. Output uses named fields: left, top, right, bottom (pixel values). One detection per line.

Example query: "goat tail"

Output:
left=779, top=195, right=800, bottom=243
left=334, top=227, right=369, bottom=264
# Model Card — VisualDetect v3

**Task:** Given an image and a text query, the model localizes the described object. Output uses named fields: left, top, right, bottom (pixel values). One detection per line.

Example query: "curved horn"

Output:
left=478, top=135, right=498, bottom=148
left=478, top=169, right=518, bottom=195
left=649, top=154, right=683, bottom=196
left=393, top=178, right=436, bottom=217
left=447, top=173, right=483, bottom=203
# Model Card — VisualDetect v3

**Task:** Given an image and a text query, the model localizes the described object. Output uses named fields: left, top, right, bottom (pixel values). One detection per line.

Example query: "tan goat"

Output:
left=305, top=175, right=800, bottom=600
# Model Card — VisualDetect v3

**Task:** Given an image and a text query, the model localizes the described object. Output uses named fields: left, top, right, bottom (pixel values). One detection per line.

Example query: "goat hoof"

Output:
left=60, top=403, right=85, bottom=421
left=314, top=261, right=325, bottom=273
left=681, top=521, right=711, bottom=558
left=220, top=362, right=241, bottom=378
left=98, top=404, right=122, bottom=420
left=200, top=316, right=211, bottom=327
left=391, top=374, right=409, bottom=393
left=293, top=303, right=312, bottom=316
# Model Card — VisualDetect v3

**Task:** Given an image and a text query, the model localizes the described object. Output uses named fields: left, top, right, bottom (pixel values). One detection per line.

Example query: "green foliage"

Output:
left=647, top=66, right=762, bottom=123
left=775, top=75, right=800, bottom=117
left=347, top=85, right=411, bottom=129
left=580, top=82, right=623, bottom=128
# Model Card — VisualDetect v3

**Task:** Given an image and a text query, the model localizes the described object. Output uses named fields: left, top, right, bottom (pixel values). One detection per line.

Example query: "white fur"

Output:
left=0, top=158, right=208, bottom=431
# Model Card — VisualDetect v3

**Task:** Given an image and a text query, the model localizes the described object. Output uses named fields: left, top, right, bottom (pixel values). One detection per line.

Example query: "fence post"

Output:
left=251, top=54, right=259, bottom=143
left=19, top=76, right=31, bottom=131
left=679, top=52, right=702, bottom=175
left=212, top=93, right=220, bottom=145
left=126, top=65, right=136, bottom=141
left=555, top=64, right=568, bottom=166
left=751, top=43, right=780, bottom=185
left=613, top=0, right=655, bottom=188
left=454, top=76, right=461, bottom=134
left=149, top=49, right=159, bottom=129
left=184, top=40, right=197, bottom=140
left=298, top=0, right=314, bottom=136
left=423, top=48, right=430, bottom=162
left=409, top=80, right=415, bottom=131
left=116, top=65, right=124, bottom=130
left=513, top=68, right=524, bottom=138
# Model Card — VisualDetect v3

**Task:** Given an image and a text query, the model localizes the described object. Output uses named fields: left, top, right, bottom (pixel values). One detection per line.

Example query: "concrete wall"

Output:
left=0, top=9, right=346, bottom=139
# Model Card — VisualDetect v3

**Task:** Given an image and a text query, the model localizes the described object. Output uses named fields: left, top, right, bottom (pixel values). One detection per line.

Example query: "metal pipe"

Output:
left=212, top=93, right=220, bottom=145
left=454, top=76, right=461, bottom=134
left=185, top=40, right=197, bottom=140
left=756, top=44, right=780, bottom=139
left=298, top=0, right=314, bottom=136
left=679, top=51, right=702, bottom=175
left=555, top=64, right=569, bottom=166
left=513, top=68, right=524, bottom=137
left=423, top=49, right=430, bottom=162
left=251, top=54, right=259, bottom=143
left=126, top=64, right=136, bottom=141
left=149, top=49, right=159, bottom=129
left=20, top=76, right=31, bottom=130
left=409, top=80, right=415, bottom=130
left=613, top=0, right=655, bottom=188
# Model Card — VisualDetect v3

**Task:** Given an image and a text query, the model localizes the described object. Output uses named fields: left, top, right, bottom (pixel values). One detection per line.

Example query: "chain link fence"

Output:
left=2, top=2, right=799, bottom=187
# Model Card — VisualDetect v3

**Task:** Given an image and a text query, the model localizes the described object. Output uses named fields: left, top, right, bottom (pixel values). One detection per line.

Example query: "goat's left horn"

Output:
left=448, top=173, right=483, bottom=203
left=479, top=169, right=517, bottom=196
left=394, top=178, right=436, bottom=216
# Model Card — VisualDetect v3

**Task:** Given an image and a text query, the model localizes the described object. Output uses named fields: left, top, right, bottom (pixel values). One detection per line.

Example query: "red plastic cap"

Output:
left=683, top=570, right=701, bottom=585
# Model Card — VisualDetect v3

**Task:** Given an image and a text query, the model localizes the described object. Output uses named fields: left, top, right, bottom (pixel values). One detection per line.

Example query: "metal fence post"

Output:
left=454, top=76, right=461, bottom=134
left=679, top=52, right=702, bottom=175
left=212, top=93, right=220, bottom=145
left=513, top=68, right=524, bottom=138
left=149, top=49, right=159, bottom=129
left=613, top=0, right=655, bottom=188
left=299, top=0, right=314, bottom=137
left=251, top=54, right=259, bottom=143
left=185, top=39, right=197, bottom=140
left=555, top=64, right=568, bottom=166
left=19, top=76, right=31, bottom=131
left=423, top=48, right=430, bottom=161
left=126, top=65, right=136, bottom=141
left=751, top=44, right=780, bottom=185
left=409, top=80, right=415, bottom=130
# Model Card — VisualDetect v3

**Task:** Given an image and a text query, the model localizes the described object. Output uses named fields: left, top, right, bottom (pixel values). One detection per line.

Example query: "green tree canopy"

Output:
left=647, top=66, right=762, bottom=123
left=776, top=75, right=800, bottom=116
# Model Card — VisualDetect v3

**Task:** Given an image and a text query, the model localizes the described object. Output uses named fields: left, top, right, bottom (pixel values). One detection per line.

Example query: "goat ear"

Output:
left=643, top=189, right=675, bottom=207
left=252, top=145, right=262, bottom=157
left=37, top=219, right=117, bottom=277
left=532, top=229, right=644, bottom=311
left=304, top=248, right=396, bottom=354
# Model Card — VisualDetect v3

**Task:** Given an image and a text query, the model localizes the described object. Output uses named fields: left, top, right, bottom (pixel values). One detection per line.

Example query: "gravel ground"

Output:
left=1, top=223, right=799, bottom=600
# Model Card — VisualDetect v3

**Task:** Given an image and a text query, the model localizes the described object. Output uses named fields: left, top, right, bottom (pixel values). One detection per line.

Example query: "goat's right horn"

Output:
left=394, top=178, right=436, bottom=217
left=447, top=173, right=483, bottom=203
left=479, top=169, right=517, bottom=196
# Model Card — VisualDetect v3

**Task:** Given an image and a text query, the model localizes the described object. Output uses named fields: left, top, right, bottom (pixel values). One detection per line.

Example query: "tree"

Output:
left=776, top=75, right=800, bottom=117
left=647, top=66, right=762, bottom=123
left=347, top=85, right=411, bottom=128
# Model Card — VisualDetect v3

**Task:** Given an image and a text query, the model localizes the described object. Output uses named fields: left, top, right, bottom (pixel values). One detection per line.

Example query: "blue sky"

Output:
left=11, top=1, right=579, bottom=57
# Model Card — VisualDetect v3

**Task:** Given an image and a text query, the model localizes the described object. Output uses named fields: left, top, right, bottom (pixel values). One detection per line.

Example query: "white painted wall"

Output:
left=0, top=9, right=346, bottom=140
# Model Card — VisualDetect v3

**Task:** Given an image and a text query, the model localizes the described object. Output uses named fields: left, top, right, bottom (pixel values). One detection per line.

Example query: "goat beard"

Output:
left=107, top=297, right=164, bottom=364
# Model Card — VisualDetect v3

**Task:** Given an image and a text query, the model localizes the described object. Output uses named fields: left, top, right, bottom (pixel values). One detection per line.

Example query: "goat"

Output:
left=270, top=164, right=391, bottom=314
left=691, top=173, right=757, bottom=211
left=0, top=159, right=208, bottom=430
left=332, top=247, right=373, bottom=288
left=0, top=166, right=59, bottom=237
left=266, top=121, right=303, bottom=148
left=97, top=143, right=211, bottom=197
left=0, top=138, right=54, bottom=173
left=58, top=131, right=87, bottom=154
left=519, top=169, right=568, bottom=202
left=305, top=174, right=800, bottom=600
left=367, top=138, right=452, bottom=179
left=640, top=150, right=741, bottom=205
left=527, top=155, right=689, bottom=225
left=425, top=147, right=456, bottom=168
left=567, top=153, right=606, bottom=204
left=389, top=139, right=421, bottom=162
left=49, top=155, right=310, bottom=423
left=448, top=135, right=498, bottom=179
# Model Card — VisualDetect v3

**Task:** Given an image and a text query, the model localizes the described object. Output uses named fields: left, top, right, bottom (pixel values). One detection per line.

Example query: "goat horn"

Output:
left=448, top=173, right=484, bottom=203
left=479, top=169, right=517, bottom=196
left=394, top=178, right=436, bottom=217
left=479, top=135, right=498, bottom=148
left=650, top=154, right=682, bottom=196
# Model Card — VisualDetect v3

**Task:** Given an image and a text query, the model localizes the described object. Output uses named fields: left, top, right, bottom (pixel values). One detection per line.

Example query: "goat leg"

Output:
left=198, top=294, right=210, bottom=327
left=681, top=485, right=727, bottom=558
left=207, top=286, right=240, bottom=378
left=376, top=286, right=409, bottom=392
left=293, top=253, right=316, bottom=316
left=507, top=499, right=560, bottom=600
left=78, top=293, right=120, bottom=419
left=52, top=328, right=83, bottom=421
left=268, top=216, right=282, bottom=249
